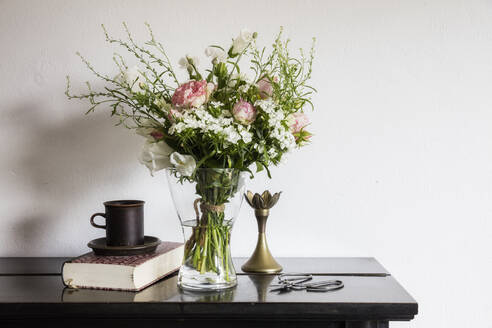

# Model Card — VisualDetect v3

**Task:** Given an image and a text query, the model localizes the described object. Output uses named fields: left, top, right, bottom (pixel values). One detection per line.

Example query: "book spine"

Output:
left=60, top=260, right=69, bottom=288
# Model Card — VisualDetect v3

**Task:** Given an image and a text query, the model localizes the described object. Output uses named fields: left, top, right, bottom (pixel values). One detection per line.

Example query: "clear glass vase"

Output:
left=166, top=168, right=247, bottom=291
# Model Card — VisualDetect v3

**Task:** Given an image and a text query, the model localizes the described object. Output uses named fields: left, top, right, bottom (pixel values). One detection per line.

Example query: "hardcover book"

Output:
left=62, top=242, right=184, bottom=291
left=62, top=275, right=179, bottom=302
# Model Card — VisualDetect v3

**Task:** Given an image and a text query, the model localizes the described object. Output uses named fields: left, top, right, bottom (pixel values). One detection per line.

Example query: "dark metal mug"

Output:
left=90, top=200, right=145, bottom=246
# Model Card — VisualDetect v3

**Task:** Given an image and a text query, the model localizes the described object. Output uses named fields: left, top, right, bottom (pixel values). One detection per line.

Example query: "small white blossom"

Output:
left=239, top=128, right=253, bottom=144
left=169, top=122, right=186, bottom=134
left=238, top=84, right=250, bottom=93
left=228, top=72, right=252, bottom=87
left=210, top=101, right=225, bottom=108
left=178, top=55, right=199, bottom=70
left=168, top=104, right=255, bottom=148
left=205, top=47, right=227, bottom=63
left=221, top=126, right=240, bottom=144
left=255, top=99, right=296, bottom=151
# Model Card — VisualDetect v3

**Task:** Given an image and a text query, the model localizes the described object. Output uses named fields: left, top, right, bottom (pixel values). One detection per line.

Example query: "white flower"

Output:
left=139, top=140, right=173, bottom=176
left=168, top=106, right=257, bottom=148
left=232, top=29, right=254, bottom=55
left=238, top=84, right=250, bottom=93
left=170, top=152, right=196, bottom=177
left=205, top=47, right=227, bottom=63
left=222, top=126, right=241, bottom=144
left=178, top=55, right=199, bottom=70
left=210, top=101, right=224, bottom=108
left=228, top=72, right=252, bottom=87
left=254, top=99, right=296, bottom=151
left=268, top=148, right=278, bottom=158
left=239, top=128, right=253, bottom=144
left=119, top=66, right=146, bottom=93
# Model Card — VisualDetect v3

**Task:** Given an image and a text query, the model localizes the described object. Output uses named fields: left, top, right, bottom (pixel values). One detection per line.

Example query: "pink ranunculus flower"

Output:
left=171, top=80, right=209, bottom=108
left=286, top=112, right=310, bottom=134
left=232, top=100, right=256, bottom=125
left=257, top=77, right=277, bottom=99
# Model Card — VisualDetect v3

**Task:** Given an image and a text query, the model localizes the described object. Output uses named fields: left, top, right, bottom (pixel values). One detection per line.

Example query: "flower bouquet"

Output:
left=67, top=24, right=315, bottom=290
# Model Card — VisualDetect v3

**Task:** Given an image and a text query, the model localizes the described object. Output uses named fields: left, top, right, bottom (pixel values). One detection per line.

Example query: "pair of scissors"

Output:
left=270, top=273, right=344, bottom=293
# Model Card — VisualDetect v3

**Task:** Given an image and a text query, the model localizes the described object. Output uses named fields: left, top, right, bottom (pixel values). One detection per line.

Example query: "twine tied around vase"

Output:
left=187, top=198, right=227, bottom=255
left=194, top=198, right=225, bottom=223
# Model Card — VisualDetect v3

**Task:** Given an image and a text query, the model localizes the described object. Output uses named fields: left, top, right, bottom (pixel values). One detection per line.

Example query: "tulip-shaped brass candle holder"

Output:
left=241, top=190, right=283, bottom=274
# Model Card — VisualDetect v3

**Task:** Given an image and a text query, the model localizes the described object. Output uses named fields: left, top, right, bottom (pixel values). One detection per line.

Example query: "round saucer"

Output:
left=88, top=236, right=161, bottom=256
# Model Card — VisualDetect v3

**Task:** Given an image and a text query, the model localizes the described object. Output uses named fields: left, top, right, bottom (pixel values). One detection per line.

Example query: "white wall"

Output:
left=1, top=0, right=491, bottom=326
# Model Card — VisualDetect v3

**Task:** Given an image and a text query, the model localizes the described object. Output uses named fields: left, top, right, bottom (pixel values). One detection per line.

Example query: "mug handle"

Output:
left=90, top=213, right=107, bottom=229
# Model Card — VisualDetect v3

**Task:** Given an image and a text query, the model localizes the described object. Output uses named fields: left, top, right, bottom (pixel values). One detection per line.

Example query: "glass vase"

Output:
left=166, top=168, right=247, bottom=291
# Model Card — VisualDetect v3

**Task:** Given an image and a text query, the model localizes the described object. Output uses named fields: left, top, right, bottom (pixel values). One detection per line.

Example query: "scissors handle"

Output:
left=305, top=280, right=344, bottom=292
left=278, top=273, right=313, bottom=285
left=271, top=274, right=344, bottom=293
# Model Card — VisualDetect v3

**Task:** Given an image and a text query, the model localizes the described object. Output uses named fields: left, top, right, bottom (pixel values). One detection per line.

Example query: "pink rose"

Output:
left=232, top=100, right=256, bottom=125
left=257, top=77, right=276, bottom=99
left=287, top=112, right=310, bottom=134
left=171, top=80, right=209, bottom=108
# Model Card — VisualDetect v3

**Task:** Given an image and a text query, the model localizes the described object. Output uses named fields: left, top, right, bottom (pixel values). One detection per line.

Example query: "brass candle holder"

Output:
left=241, top=190, right=283, bottom=274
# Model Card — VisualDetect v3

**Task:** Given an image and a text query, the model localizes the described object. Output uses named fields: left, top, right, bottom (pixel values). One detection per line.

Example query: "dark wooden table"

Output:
left=0, top=257, right=417, bottom=327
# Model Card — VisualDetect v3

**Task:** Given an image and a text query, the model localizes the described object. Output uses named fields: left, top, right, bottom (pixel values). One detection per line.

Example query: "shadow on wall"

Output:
left=2, top=101, right=142, bottom=254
